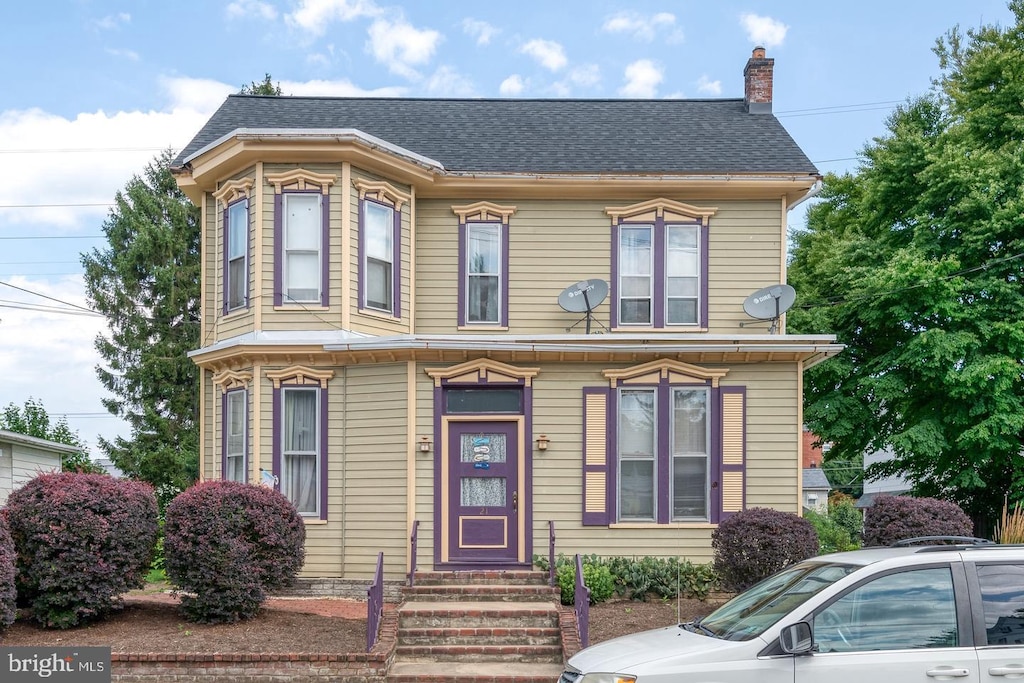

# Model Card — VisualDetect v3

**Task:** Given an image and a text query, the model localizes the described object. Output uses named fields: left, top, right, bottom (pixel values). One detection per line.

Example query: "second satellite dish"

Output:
left=558, top=279, right=609, bottom=313
left=741, top=284, right=796, bottom=334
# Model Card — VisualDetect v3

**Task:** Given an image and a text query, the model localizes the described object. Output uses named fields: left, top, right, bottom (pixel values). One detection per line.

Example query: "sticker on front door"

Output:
left=447, top=422, right=519, bottom=564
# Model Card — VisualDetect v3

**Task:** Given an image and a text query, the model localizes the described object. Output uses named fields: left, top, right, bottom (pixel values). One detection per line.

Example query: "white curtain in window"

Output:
left=283, top=389, right=318, bottom=514
left=225, top=391, right=246, bottom=482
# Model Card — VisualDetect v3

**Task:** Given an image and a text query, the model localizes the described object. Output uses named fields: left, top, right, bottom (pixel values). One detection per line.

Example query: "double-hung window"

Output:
left=581, top=360, right=745, bottom=527
left=283, top=193, right=323, bottom=304
left=466, top=222, right=502, bottom=324
left=223, top=389, right=247, bottom=482
left=608, top=199, right=713, bottom=329
left=361, top=199, right=398, bottom=314
left=617, top=386, right=709, bottom=521
left=454, top=202, right=514, bottom=328
left=225, top=199, right=248, bottom=312
left=281, top=386, right=320, bottom=516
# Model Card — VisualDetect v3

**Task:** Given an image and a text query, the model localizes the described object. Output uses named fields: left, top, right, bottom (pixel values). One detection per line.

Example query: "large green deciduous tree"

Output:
left=788, top=2, right=1024, bottom=527
left=0, top=398, right=103, bottom=473
left=82, top=150, right=201, bottom=491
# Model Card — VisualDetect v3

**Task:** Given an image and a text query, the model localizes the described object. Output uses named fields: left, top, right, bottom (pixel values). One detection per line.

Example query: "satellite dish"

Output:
left=558, top=279, right=609, bottom=334
left=741, top=284, right=796, bottom=334
left=558, top=279, right=609, bottom=313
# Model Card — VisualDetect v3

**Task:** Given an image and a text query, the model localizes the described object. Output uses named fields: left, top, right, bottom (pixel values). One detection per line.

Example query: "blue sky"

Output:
left=0, top=0, right=1014, bottom=454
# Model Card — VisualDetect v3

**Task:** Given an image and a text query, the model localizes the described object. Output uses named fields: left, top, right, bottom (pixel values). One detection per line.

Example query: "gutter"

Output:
left=787, top=178, right=823, bottom=211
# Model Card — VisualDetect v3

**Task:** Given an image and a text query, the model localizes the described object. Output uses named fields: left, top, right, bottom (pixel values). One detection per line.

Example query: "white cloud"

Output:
left=601, top=11, right=677, bottom=42
left=159, top=76, right=235, bottom=113
left=696, top=75, right=722, bottom=96
left=286, top=0, right=381, bottom=37
left=520, top=39, right=567, bottom=72
left=283, top=79, right=408, bottom=97
left=569, top=64, right=601, bottom=88
left=424, top=66, right=477, bottom=97
left=225, top=0, right=279, bottom=21
left=462, top=18, right=498, bottom=46
left=366, top=18, right=442, bottom=79
left=740, top=13, right=788, bottom=49
left=619, top=59, right=663, bottom=98
left=105, top=48, right=140, bottom=61
left=93, top=13, right=130, bottom=31
left=499, top=75, right=526, bottom=96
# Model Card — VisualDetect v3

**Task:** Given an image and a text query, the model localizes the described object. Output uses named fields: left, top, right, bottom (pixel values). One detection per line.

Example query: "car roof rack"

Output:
left=890, top=536, right=995, bottom=551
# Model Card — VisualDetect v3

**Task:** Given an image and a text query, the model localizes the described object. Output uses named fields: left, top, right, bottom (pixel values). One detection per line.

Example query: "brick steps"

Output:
left=387, top=572, right=568, bottom=681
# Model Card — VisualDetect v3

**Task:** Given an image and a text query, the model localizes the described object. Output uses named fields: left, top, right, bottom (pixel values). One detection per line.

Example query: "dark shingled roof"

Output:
left=173, top=95, right=818, bottom=176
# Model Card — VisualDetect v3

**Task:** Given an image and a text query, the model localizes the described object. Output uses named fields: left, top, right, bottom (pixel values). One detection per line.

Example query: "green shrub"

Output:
left=603, top=556, right=718, bottom=601
left=862, top=495, right=973, bottom=546
left=804, top=509, right=858, bottom=554
left=829, top=496, right=863, bottom=544
left=164, top=481, right=305, bottom=623
left=557, top=561, right=614, bottom=605
left=0, top=512, right=15, bottom=631
left=6, top=472, right=158, bottom=628
left=712, top=507, right=819, bottom=592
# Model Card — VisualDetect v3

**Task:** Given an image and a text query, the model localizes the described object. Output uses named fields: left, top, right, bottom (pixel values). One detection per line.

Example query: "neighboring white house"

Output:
left=802, top=466, right=832, bottom=513
left=0, top=430, right=74, bottom=506
left=856, top=446, right=912, bottom=509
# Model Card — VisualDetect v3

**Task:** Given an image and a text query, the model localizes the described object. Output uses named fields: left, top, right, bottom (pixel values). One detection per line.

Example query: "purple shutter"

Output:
left=222, top=204, right=230, bottom=316
left=713, top=386, right=746, bottom=523
left=582, top=387, right=611, bottom=525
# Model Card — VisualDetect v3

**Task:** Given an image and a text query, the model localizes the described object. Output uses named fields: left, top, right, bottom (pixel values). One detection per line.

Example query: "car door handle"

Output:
left=989, top=665, right=1024, bottom=678
left=926, top=668, right=970, bottom=679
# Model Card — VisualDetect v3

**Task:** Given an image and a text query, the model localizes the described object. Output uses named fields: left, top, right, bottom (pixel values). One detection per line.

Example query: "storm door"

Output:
left=444, top=419, right=521, bottom=565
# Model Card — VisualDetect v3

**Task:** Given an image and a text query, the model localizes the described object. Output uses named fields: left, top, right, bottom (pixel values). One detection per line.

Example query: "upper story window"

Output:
left=213, top=178, right=254, bottom=315
left=606, top=199, right=717, bottom=329
left=356, top=179, right=408, bottom=318
left=453, top=201, right=516, bottom=328
left=267, top=169, right=336, bottom=308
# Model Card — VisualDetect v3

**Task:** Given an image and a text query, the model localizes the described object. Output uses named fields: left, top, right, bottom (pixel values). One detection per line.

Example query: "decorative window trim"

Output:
left=354, top=179, right=410, bottom=211
left=454, top=202, right=515, bottom=328
left=425, top=358, right=539, bottom=388
left=266, top=365, right=335, bottom=389
left=602, top=359, right=728, bottom=388
left=606, top=198, right=716, bottom=329
left=270, top=366, right=332, bottom=520
left=213, top=177, right=255, bottom=205
left=212, top=369, right=253, bottom=393
left=265, top=169, right=336, bottom=194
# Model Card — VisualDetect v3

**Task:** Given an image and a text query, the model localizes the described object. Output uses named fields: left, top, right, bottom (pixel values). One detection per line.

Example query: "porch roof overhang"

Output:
left=188, top=331, right=843, bottom=372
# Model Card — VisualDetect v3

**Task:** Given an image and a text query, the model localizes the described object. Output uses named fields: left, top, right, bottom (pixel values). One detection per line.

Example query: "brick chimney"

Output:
left=744, top=46, right=774, bottom=114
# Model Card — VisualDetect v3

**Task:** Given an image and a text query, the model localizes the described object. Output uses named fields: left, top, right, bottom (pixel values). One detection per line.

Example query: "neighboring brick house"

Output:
left=171, top=47, right=841, bottom=584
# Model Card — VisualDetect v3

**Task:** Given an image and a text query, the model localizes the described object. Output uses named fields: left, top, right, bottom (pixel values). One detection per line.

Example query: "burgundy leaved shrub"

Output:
left=0, top=511, right=16, bottom=631
left=862, top=495, right=973, bottom=547
left=164, top=480, right=305, bottom=624
left=6, top=472, right=158, bottom=628
left=712, top=507, right=819, bottom=592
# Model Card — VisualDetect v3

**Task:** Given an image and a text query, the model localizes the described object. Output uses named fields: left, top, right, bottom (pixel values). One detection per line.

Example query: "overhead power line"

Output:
left=0, top=279, right=96, bottom=313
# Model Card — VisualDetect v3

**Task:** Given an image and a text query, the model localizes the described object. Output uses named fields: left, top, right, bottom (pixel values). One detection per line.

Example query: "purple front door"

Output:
left=447, top=421, right=519, bottom=565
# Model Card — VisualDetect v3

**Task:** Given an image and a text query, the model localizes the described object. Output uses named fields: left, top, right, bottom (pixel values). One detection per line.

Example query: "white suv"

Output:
left=561, top=537, right=1024, bottom=683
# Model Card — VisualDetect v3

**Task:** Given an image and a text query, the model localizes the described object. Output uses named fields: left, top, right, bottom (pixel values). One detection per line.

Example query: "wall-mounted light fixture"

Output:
left=418, top=435, right=432, bottom=453
left=536, top=434, right=550, bottom=451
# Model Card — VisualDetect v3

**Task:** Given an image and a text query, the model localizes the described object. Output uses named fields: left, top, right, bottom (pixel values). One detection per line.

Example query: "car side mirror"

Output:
left=780, top=622, right=814, bottom=655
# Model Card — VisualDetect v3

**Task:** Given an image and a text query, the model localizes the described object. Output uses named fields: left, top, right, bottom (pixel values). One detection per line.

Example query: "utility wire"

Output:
left=0, top=280, right=96, bottom=313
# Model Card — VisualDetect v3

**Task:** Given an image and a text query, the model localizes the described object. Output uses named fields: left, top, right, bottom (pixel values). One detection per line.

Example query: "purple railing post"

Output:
left=548, top=521, right=556, bottom=587
left=575, top=553, right=590, bottom=649
left=408, top=519, right=420, bottom=587
left=366, top=551, right=384, bottom=651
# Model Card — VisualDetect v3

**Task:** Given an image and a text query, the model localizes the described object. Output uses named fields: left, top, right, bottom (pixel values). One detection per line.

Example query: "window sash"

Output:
left=282, top=387, right=319, bottom=515
left=618, top=388, right=656, bottom=521
left=283, top=194, right=322, bottom=302
left=466, top=223, right=502, bottom=323
left=619, top=226, right=653, bottom=325
left=225, top=390, right=246, bottom=483
left=226, top=201, right=248, bottom=310
left=364, top=201, right=394, bottom=312
left=671, top=387, right=709, bottom=519
left=666, top=225, right=699, bottom=325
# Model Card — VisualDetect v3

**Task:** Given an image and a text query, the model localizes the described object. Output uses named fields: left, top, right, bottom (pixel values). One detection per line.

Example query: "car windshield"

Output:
left=693, top=561, right=858, bottom=641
